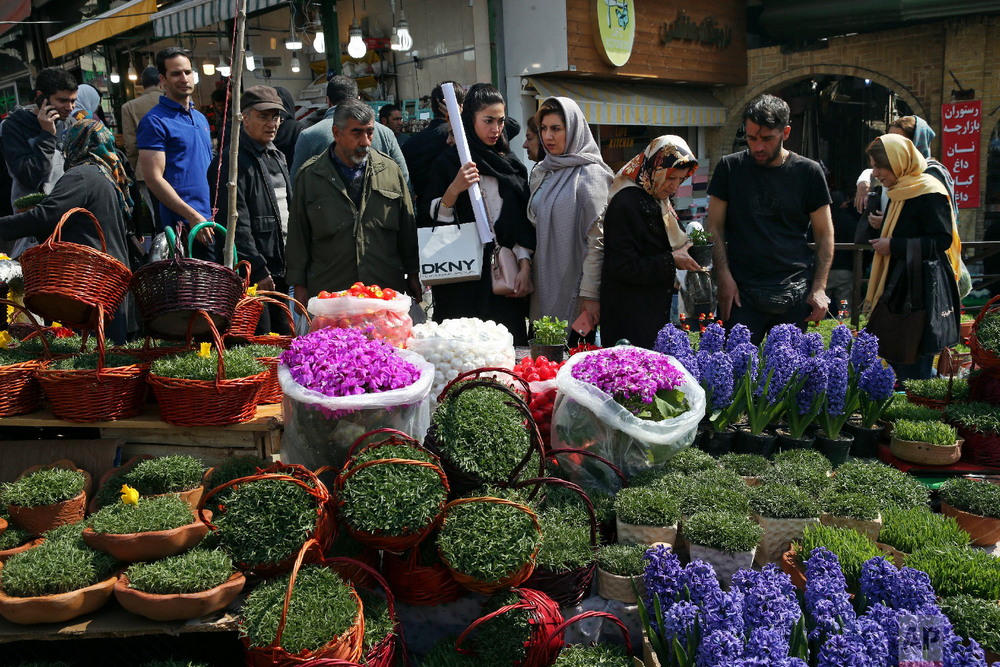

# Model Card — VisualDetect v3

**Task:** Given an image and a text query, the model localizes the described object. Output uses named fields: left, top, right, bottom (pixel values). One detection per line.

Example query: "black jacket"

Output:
left=209, top=129, right=289, bottom=282
left=0, top=109, right=63, bottom=202
left=402, top=118, right=449, bottom=206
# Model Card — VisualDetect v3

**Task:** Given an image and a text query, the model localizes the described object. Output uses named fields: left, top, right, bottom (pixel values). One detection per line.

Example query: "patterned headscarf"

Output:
left=608, top=135, right=698, bottom=250
left=63, top=118, right=133, bottom=219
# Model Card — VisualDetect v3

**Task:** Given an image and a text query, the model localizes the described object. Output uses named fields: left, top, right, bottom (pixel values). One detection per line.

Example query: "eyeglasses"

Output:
left=252, top=112, right=282, bottom=125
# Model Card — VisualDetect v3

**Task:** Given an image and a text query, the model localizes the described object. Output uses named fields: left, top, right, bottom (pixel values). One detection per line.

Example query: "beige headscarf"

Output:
left=863, top=134, right=962, bottom=311
left=608, top=135, right=698, bottom=250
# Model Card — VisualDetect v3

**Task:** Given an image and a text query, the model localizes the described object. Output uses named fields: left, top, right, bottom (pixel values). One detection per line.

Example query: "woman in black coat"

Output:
left=600, top=136, right=701, bottom=348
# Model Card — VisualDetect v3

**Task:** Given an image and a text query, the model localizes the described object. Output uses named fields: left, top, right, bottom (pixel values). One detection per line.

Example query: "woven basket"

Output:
left=19, top=207, right=131, bottom=329
left=519, top=477, right=598, bottom=607
left=437, top=367, right=531, bottom=404
left=542, top=610, right=633, bottom=659
left=36, top=308, right=149, bottom=422
left=380, top=539, right=465, bottom=606
left=955, top=426, right=1000, bottom=467
left=244, top=295, right=301, bottom=404
left=903, top=391, right=950, bottom=411
left=130, top=228, right=244, bottom=340
left=455, top=588, right=564, bottom=667
left=969, top=294, right=1000, bottom=372
left=0, top=299, right=49, bottom=418
left=114, top=339, right=192, bottom=363
left=228, top=296, right=265, bottom=341
left=438, top=496, right=543, bottom=595
left=199, top=463, right=335, bottom=577
left=332, top=556, right=405, bottom=667
left=247, top=290, right=309, bottom=348
left=889, top=435, right=963, bottom=466
left=147, top=310, right=268, bottom=426
left=242, top=540, right=365, bottom=667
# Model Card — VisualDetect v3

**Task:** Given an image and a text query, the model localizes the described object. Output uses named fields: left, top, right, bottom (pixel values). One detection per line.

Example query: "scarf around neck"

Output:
left=63, top=118, right=133, bottom=219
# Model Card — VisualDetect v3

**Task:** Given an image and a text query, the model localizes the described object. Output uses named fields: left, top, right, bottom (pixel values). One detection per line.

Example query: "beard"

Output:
left=753, top=142, right=783, bottom=166
left=347, top=145, right=370, bottom=165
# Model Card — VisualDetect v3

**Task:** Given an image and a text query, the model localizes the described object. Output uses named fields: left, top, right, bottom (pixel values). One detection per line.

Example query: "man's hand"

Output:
left=854, top=181, right=870, bottom=214
left=869, top=238, right=891, bottom=256
left=36, top=101, right=58, bottom=136
left=715, top=272, right=741, bottom=321
left=188, top=217, right=214, bottom=246
left=579, top=297, right=600, bottom=326
left=293, top=285, right=309, bottom=314
left=805, top=288, right=831, bottom=322
left=407, top=275, right=422, bottom=300
left=257, top=275, right=275, bottom=292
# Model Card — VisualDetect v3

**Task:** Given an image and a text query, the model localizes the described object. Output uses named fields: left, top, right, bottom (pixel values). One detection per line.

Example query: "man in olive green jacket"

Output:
left=287, top=100, right=419, bottom=304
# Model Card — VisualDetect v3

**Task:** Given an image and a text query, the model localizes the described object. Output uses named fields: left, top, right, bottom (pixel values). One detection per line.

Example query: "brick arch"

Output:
left=718, top=64, right=927, bottom=150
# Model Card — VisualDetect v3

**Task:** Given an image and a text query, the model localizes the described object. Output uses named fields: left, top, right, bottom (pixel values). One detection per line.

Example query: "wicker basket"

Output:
left=969, top=294, right=1000, bottom=372
left=228, top=296, right=265, bottom=341
left=546, top=447, right=627, bottom=543
left=247, top=290, right=309, bottom=348
left=889, top=435, right=963, bottom=466
left=244, top=294, right=302, bottom=405
left=19, top=207, right=131, bottom=329
left=36, top=308, right=149, bottom=422
left=0, top=300, right=50, bottom=418
left=542, top=610, right=633, bottom=659
left=958, top=428, right=1000, bottom=467
left=147, top=310, right=268, bottom=426
left=380, top=539, right=465, bottom=606
left=455, top=588, right=564, bottom=666
left=331, top=556, right=405, bottom=667
left=437, top=367, right=531, bottom=404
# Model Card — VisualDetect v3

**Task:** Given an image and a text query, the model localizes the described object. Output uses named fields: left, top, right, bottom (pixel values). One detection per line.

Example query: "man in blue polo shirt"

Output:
left=137, top=47, right=214, bottom=258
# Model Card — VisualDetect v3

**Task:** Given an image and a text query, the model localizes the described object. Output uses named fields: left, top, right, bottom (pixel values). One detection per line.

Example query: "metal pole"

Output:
left=223, top=0, right=248, bottom=269
left=320, top=0, right=341, bottom=77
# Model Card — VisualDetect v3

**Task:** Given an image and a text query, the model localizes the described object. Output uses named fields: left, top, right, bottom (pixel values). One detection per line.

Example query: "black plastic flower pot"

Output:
left=528, top=340, right=565, bottom=362
left=700, top=428, right=736, bottom=457
left=775, top=429, right=815, bottom=453
left=734, top=429, right=776, bottom=458
left=844, top=420, right=881, bottom=459
left=688, top=244, right=713, bottom=268
left=815, top=431, right=854, bottom=467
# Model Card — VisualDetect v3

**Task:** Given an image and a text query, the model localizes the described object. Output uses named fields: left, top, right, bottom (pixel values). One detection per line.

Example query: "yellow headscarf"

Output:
left=862, top=134, right=962, bottom=311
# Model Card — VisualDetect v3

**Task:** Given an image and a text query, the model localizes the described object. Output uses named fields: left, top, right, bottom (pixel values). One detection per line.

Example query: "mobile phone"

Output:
left=34, top=93, right=48, bottom=109
left=572, top=310, right=594, bottom=337
left=865, top=191, right=881, bottom=217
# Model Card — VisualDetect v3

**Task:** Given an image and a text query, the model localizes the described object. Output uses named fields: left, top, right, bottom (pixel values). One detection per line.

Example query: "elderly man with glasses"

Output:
left=208, top=85, right=291, bottom=334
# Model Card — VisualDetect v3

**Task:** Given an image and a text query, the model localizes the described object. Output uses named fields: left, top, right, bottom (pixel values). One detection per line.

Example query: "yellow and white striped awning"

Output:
left=530, top=78, right=726, bottom=127
left=152, top=0, right=285, bottom=38
left=47, top=0, right=158, bottom=58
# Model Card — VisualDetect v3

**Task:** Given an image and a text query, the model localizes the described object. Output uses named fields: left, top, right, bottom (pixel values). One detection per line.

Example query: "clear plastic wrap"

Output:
left=278, top=348, right=434, bottom=470
left=307, top=293, right=413, bottom=348
left=550, top=347, right=706, bottom=479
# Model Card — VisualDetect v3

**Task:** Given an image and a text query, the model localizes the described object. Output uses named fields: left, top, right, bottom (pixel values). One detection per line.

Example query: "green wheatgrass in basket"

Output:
left=358, top=588, right=394, bottom=654
left=0, top=349, right=40, bottom=366
left=437, top=498, right=541, bottom=583
left=678, top=484, right=750, bottom=518
left=759, top=460, right=831, bottom=498
left=613, top=486, right=680, bottom=527
left=466, top=590, right=532, bottom=666
left=1, top=468, right=85, bottom=507
left=0, top=524, right=34, bottom=550
left=662, top=447, right=718, bottom=475
left=749, top=483, right=820, bottom=519
left=215, top=477, right=318, bottom=568
left=47, top=352, right=141, bottom=371
left=973, top=310, right=1000, bottom=351
left=771, top=448, right=833, bottom=472
left=940, top=594, right=1000, bottom=654
left=938, top=478, right=1000, bottom=519
left=879, top=507, right=969, bottom=554
left=542, top=484, right=615, bottom=528
left=421, top=637, right=479, bottom=667
left=0, top=523, right=118, bottom=597
left=151, top=348, right=265, bottom=381
left=902, top=377, right=969, bottom=401
left=87, top=494, right=195, bottom=534
left=597, top=543, right=649, bottom=577
left=534, top=505, right=594, bottom=571
left=205, top=455, right=268, bottom=493
left=553, top=643, right=632, bottom=667
left=718, top=453, right=770, bottom=477
left=943, top=401, right=1000, bottom=435
left=905, top=545, right=1000, bottom=600
left=893, top=419, right=958, bottom=447
left=682, top=510, right=762, bottom=554
left=826, top=460, right=929, bottom=510
left=883, top=394, right=943, bottom=423
left=338, top=450, right=447, bottom=537
left=123, top=455, right=205, bottom=496
left=16, top=333, right=95, bottom=357
left=798, top=524, right=881, bottom=590
left=431, top=384, right=532, bottom=482
left=818, top=490, right=881, bottom=522
left=234, top=343, right=285, bottom=359
left=240, top=564, right=359, bottom=654
left=125, top=548, right=233, bottom=595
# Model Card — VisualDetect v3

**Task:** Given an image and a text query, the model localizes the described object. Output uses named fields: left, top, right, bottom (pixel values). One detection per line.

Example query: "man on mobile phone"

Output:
left=0, top=67, right=78, bottom=213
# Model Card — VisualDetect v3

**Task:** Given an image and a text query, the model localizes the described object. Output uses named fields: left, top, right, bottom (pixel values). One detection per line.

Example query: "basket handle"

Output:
left=542, top=610, right=632, bottom=656
left=346, top=428, right=422, bottom=462
left=252, top=295, right=297, bottom=335
left=516, top=476, right=597, bottom=548
left=0, top=299, right=52, bottom=359
left=971, top=294, right=1000, bottom=329
left=437, top=367, right=531, bottom=404
left=336, top=457, right=450, bottom=499
left=275, top=538, right=327, bottom=648
left=256, top=289, right=311, bottom=322
left=198, top=471, right=329, bottom=532
left=325, top=556, right=400, bottom=641
left=183, top=310, right=226, bottom=388
left=455, top=594, right=536, bottom=656
left=45, top=207, right=107, bottom=254
left=546, top=447, right=628, bottom=488
left=164, top=225, right=183, bottom=259
left=187, top=221, right=239, bottom=264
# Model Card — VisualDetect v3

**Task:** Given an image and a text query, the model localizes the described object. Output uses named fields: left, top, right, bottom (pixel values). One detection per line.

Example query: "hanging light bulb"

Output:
left=127, top=63, right=137, bottom=81
left=396, top=11, right=412, bottom=52
left=202, top=60, right=216, bottom=76
left=245, top=49, right=256, bottom=71
left=347, top=19, right=366, bottom=59
left=285, top=36, right=302, bottom=50
left=290, top=53, right=301, bottom=73
left=217, top=55, right=231, bottom=77
left=313, top=30, right=325, bottom=53
left=390, top=27, right=401, bottom=51
left=109, top=69, right=121, bottom=84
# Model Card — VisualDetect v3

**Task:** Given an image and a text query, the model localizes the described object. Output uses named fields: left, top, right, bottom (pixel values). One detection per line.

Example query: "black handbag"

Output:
left=920, top=241, right=961, bottom=354
left=866, top=239, right=925, bottom=365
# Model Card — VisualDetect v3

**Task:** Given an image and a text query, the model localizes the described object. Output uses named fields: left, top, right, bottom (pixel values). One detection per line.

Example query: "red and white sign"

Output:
left=940, top=100, right=981, bottom=209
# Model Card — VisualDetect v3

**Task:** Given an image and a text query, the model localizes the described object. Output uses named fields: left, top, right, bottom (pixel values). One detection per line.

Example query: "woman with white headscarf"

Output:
left=528, top=97, right=613, bottom=333
left=599, top=136, right=701, bottom=348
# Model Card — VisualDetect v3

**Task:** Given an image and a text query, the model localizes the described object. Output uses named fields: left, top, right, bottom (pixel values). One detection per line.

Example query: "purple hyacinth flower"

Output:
left=859, top=363, right=896, bottom=402
left=726, top=324, right=752, bottom=351
left=654, top=323, right=693, bottom=358
left=823, top=353, right=849, bottom=417
left=850, top=330, right=880, bottom=372
left=700, top=322, right=726, bottom=354
left=830, top=324, right=853, bottom=351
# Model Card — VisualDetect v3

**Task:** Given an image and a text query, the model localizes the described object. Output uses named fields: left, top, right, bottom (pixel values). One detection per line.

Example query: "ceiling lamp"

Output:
left=203, top=60, right=216, bottom=76
left=313, top=30, right=325, bottom=54
left=390, top=27, right=401, bottom=51
left=347, top=18, right=366, bottom=59
left=290, top=53, right=301, bottom=73
left=285, top=12, right=301, bottom=50
left=395, top=11, right=412, bottom=52
left=109, top=69, right=121, bottom=84
left=127, top=63, right=137, bottom=81
left=217, top=55, right=231, bottom=77
left=245, top=49, right=256, bottom=71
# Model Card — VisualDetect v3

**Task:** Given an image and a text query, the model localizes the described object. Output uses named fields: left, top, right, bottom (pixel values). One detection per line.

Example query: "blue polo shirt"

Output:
left=136, top=95, right=214, bottom=231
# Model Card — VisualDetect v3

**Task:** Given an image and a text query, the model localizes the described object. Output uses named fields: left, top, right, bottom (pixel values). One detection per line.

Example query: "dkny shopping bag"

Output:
left=417, top=223, right=483, bottom=286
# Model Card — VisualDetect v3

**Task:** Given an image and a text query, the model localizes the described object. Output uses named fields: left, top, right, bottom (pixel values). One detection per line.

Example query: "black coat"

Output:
left=600, top=187, right=677, bottom=349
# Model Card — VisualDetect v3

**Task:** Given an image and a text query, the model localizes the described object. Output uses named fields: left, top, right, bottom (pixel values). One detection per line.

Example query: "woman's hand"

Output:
left=579, top=297, right=600, bottom=326
left=868, top=211, right=884, bottom=230
left=870, top=238, right=891, bottom=256
left=511, top=259, right=533, bottom=297
left=672, top=243, right=701, bottom=271
left=443, top=162, right=479, bottom=207
left=854, top=182, right=870, bottom=214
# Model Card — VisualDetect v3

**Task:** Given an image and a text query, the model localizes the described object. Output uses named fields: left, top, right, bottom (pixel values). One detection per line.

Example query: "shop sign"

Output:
left=659, top=10, right=732, bottom=49
left=0, top=83, right=17, bottom=115
left=593, top=0, right=635, bottom=67
left=941, top=100, right=981, bottom=209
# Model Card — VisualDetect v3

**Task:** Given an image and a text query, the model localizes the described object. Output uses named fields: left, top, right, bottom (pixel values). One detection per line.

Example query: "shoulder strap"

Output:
left=906, top=238, right=923, bottom=311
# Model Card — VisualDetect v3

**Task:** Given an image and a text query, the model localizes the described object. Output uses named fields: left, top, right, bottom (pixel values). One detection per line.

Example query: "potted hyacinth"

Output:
left=551, top=345, right=704, bottom=477
left=813, top=350, right=856, bottom=467
left=842, top=331, right=895, bottom=458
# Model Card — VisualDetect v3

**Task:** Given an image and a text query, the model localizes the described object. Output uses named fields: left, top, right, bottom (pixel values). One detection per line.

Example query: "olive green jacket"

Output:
left=286, top=146, right=417, bottom=297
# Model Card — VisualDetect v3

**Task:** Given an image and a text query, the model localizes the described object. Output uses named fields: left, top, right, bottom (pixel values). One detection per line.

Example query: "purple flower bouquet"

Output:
left=550, top=346, right=706, bottom=477
left=277, top=327, right=435, bottom=470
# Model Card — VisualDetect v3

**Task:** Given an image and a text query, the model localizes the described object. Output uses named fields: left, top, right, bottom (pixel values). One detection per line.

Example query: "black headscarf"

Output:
left=460, top=101, right=530, bottom=214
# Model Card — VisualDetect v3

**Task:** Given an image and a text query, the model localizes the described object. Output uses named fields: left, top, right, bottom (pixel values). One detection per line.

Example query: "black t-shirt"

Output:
left=707, top=150, right=831, bottom=288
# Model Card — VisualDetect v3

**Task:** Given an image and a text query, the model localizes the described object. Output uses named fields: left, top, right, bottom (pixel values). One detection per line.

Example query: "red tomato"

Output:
left=318, top=290, right=333, bottom=299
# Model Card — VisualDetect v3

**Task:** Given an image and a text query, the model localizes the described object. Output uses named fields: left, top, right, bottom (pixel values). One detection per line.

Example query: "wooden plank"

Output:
left=121, top=442, right=263, bottom=466
left=0, top=439, right=122, bottom=485
left=0, top=404, right=282, bottom=433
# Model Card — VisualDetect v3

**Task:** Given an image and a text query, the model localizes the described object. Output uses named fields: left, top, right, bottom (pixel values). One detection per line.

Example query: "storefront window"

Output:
left=594, top=124, right=692, bottom=171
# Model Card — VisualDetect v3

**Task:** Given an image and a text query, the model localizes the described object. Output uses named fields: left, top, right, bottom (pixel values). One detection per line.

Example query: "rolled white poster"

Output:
left=442, top=82, right=494, bottom=244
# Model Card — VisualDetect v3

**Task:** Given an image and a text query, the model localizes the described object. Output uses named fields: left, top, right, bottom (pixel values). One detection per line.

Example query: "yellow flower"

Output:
left=51, top=321, right=62, bottom=328
left=247, top=284, right=258, bottom=297
left=0, top=253, right=9, bottom=260
left=198, top=342, right=212, bottom=357
left=267, top=332, right=280, bottom=337
left=120, top=484, right=140, bottom=505
left=0, top=331, right=12, bottom=348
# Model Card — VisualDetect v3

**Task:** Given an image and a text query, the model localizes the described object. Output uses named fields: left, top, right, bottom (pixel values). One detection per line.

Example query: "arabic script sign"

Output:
left=593, top=0, right=635, bottom=67
left=940, top=100, right=981, bottom=209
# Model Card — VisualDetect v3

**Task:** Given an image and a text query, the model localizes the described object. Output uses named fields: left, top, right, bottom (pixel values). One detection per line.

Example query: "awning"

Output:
left=47, top=0, right=158, bottom=58
left=152, top=0, right=285, bottom=38
left=0, top=0, right=30, bottom=39
left=529, top=78, right=726, bottom=127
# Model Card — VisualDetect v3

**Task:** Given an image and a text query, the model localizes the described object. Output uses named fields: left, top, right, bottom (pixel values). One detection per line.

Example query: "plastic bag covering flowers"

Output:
left=280, top=327, right=420, bottom=398
left=570, top=347, right=687, bottom=419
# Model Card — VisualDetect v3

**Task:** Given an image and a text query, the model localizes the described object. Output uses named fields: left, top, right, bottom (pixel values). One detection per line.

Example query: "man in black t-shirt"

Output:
left=706, top=94, right=834, bottom=343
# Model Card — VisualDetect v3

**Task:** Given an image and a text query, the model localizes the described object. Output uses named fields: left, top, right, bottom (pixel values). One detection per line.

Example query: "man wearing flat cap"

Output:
left=208, top=85, right=291, bottom=333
